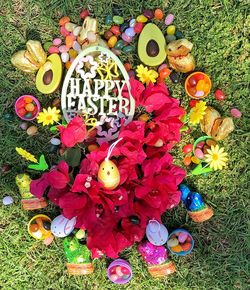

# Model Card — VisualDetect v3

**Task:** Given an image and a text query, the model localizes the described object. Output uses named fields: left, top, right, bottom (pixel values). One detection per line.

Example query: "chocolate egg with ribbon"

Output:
left=97, top=138, right=122, bottom=190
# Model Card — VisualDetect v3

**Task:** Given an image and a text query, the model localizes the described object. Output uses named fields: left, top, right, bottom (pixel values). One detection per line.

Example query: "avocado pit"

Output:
left=146, top=40, right=159, bottom=57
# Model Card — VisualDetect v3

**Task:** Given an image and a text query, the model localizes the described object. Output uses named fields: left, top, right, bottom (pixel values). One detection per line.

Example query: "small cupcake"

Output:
left=138, top=241, right=176, bottom=278
left=63, top=236, right=94, bottom=275
left=179, top=184, right=214, bottom=222
left=16, top=174, right=47, bottom=210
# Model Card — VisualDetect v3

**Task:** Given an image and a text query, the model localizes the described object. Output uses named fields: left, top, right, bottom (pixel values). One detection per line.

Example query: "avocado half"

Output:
left=138, top=23, right=166, bottom=67
left=36, top=54, right=63, bottom=94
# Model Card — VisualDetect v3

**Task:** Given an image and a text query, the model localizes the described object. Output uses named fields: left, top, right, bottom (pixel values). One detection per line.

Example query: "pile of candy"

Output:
left=167, top=230, right=194, bottom=255
left=185, top=72, right=212, bottom=99
left=107, top=259, right=133, bottom=284
left=15, top=95, right=40, bottom=121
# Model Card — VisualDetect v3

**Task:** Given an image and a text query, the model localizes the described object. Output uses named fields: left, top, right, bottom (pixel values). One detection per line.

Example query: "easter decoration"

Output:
left=179, top=184, right=214, bottom=222
left=8, top=4, right=237, bottom=284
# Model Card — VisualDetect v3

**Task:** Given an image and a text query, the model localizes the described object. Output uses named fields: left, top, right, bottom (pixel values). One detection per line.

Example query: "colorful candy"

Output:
left=15, top=95, right=40, bottom=121
left=214, top=89, right=226, bottom=101
left=154, top=8, right=164, bottom=20
left=230, top=108, right=242, bottom=118
left=165, top=14, right=175, bottom=25
left=166, top=25, right=176, bottom=35
left=167, top=230, right=194, bottom=255
left=136, top=15, right=148, bottom=23
left=182, top=144, right=193, bottom=154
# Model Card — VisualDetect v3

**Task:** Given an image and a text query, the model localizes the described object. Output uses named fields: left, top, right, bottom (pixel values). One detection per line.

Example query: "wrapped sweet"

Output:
left=179, top=184, right=214, bottom=222
left=138, top=241, right=176, bottom=278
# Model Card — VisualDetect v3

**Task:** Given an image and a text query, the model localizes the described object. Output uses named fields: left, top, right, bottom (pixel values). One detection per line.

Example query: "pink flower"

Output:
left=58, top=116, right=87, bottom=147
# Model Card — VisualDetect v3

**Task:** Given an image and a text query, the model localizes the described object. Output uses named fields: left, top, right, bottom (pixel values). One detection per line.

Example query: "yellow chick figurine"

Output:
left=97, top=138, right=122, bottom=190
left=98, top=159, right=120, bottom=190
left=15, top=173, right=33, bottom=199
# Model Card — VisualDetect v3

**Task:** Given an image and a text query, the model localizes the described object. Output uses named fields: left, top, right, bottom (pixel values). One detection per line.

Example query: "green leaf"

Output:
left=63, top=147, right=81, bottom=167
left=28, top=154, right=48, bottom=171
left=191, top=163, right=213, bottom=175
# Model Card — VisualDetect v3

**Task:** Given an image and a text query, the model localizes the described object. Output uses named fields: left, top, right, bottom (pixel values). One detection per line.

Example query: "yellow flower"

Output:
left=189, top=101, right=207, bottom=125
left=37, top=107, right=61, bottom=126
left=136, top=64, right=159, bottom=85
left=16, top=147, right=38, bottom=163
left=204, top=145, right=228, bottom=170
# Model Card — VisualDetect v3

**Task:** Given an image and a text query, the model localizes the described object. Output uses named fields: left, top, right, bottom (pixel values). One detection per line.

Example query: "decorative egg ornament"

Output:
left=98, top=138, right=122, bottom=190
left=51, top=215, right=76, bottom=238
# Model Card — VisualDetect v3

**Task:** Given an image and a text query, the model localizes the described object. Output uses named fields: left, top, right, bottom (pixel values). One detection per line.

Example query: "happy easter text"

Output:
left=66, top=78, right=130, bottom=116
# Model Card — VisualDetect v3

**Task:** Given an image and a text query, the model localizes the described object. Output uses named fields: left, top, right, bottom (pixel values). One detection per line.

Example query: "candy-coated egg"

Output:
left=195, top=73, right=204, bottom=81
left=167, top=238, right=179, bottom=247
left=116, top=266, right=123, bottom=277
left=113, top=15, right=124, bottom=25
left=124, top=62, right=131, bottom=71
left=154, top=8, right=164, bottom=20
left=48, top=46, right=59, bottom=54
left=178, top=232, right=188, bottom=243
left=196, top=80, right=206, bottom=91
left=196, top=141, right=205, bottom=149
left=231, top=108, right=242, bottom=118
left=206, top=139, right=217, bottom=147
left=69, top=49, right=78, bottom=58
left=110, top=274, right=119, bottom=281
left=203, top=145, right=210, bottom=154
left=134, top=22, right=144, bottom=33
left=25, top=103, right=35, bottom=112
left=105, top=15, right=113, bottom=26
left=50, top=137, right=61, bottom=146
left=32, top=230, right=43, bottom=239
left=121, top=267, right=130, bottom=275
left=2, top=196, right=14, bottom=205
left=61, top=52, right=69, bottom=63
left=122, top=45, right=134, bottom=53
left=59, top=45, right=69, bottom=53
left=73, top=41, right=81, bottom=51
left=166, top=25, right=176, bottom=35
left=110, top=25, right=121, bottom=36
left=165, top=14, right=174, bottom=25
left=188, top=76, right=197, bottom=87
left=183, top=156, right=192, bottom=166
left=129, top=19, right=136, bottom=27
left=125, top=27, right=136, bottom=37
left=121, top=33, right=133, bottom=43
left=73, top=26, right=82, bottom=37
left=214, top=89, right=226, bottom=101
left=17, top=108, right=26, bottom=117
left=166, top=35, right=176, bottom=43
left=104, top=30, right=113, bottom=40
left=195, top=90, right=204, bottom=97
left=195, top=148, right=204, bottom=159
left=158, top=63, right=168, bottom=72
left=182, top=242, right=192, bottom=252
left=26, top=125, right=38, bottom=136
left=188, top=87, right=197, bottom=96
left=29, top=223, right=39, bottom=232
left=160, top=67, right=171, bottom=78
left=98, top=160, right=120, bottom=190
left=120, top=22, right=129, bottom=32
left=20, top=122, right=28, bottom=130
left=59, top=16, right=70, bottom=26
left=65, top=35, right=74, bottom=48
left=80, top=9, right=89, bottom=19
left=175, top=31, right=184, bottom=39
left=136, top=15, right=148, bottom=23
left=182, top=144, right=193, bottom=154
left=171, top=244, right=183, bottom=253
left=60, top=25, right=70, bottom=37
left=191, top=156, right=200, bottom=164
left=53, top=38, right=62, bottom=46
left=170, top=71, right=180, bottom=83
left=143, top=9, right=154, bottom=19
left=189, top=99, right=199, bottom=107
left=65, top=22, right=77, bottom=32
left=108, top=36, right=118, bottom=48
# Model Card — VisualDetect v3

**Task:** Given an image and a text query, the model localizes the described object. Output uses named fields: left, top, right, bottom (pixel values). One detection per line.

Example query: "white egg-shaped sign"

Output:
left=61, top=46, right=135, bottom=143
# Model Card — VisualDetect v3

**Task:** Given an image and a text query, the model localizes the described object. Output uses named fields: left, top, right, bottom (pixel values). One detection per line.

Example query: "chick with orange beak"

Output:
left=97, top=138, right=122, bottom=190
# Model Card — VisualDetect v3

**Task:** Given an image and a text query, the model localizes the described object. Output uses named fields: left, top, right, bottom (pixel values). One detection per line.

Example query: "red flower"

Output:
left=58, top=116, right=87, bottom=148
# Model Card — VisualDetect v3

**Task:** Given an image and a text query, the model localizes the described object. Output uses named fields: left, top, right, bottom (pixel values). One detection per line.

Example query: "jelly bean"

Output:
left=166, top=25, right=176, bottom=35
left=195, top=91, right=204, bottom=97
left=87, top=31, right=97, bottom=43
left=182, top=242, right=192, bottom=252
left=65, top=61, right=71, bottom=70
left=206, top=139, right=217, bottom=147
left=196, top=80, right=206, bottom=91
left=111, top=48, right=121, bottom=56
left=158, top=63, right=168, bottom=72
left=121, top=33, right=133, bottom=43
left=122, top=45, right=134, bottom=53
left=2, top=196, right=13, bottom=205
left=113, top=15, right=124, bottom=25
left=25, top=103, right=35, bottom=112
left=73, top=41, right=81, bottom=52
left=182, top=144, right=193, bottom=154
left=17, top=108, right=26, bottom=117
left=53, top=38, right=62, bottom=46
left=171, top=245, right=183, bottom=253
left=24, top=96, right=33, bottom=103
left=186, top=236, right=192, bottom=242
left=175, top=31, right=184, bottom=39
left=60, top=25, right=70, bottom=37
left=188, top=76, right=197, bottom=87
left=30, top=223, right=39, bottom=232
left=116, top=266, right=123, bottom=277
left=129, top=19, right=136, bottom=27
left=166, top=35, right=176, bottom=43
left=59, top=16, right=70, bottom=26
left=183, top=155, right=192, bottom=166
left=143, top=9, right=154, bottom=19
left=125, top=27, right=136, bottom=37
left=196, top=141, right=205, bottom=149
left=170, top=71, right=180, bottom=83
left=61, top=52, right=69, bottom=63
left=231, top=108, right=242, bottom=118
left=43, top=41, right=52, bottom=51
left=25, top=112, right=32, bottom=119
left=59, top=45, right=69, bottom=53
left=122, top=274, right=130, bottom=280
left=114, top=39, right=125, bottom=50
left=134, top=22, right=144, bottom=33
left=104, top=30, right=113, bottom=40
left=65, top=22, right=77, bottom=32
left=80, top=9, right=89, bottom=19
left=20, top=122, right=28, bottom=130
left=65, top=35, right=74, bottom=48
left=191, top=156, right=200, bottom=164
left=160, top=67, right=171, bottom=78
left=48, top=46, right=59, bottom=54
left=120, top=22, right=129, bottom=32
left=167, top=238, right=179, bottom=247
left=203, top=83, right=210, bottom=93
left=154, top=8, right=164, bottom=20
left=69, top=49, right=77, bottom=58
left=138, top=113, right=149, bottom=122
left=87, top=144, right=99, bottom=152
left=124, top=63, right=131, bottom=71
left=110, top=25, right=121, bottom=36
left=26, top=125, right=38, bottom=136
left=214, top=89, right=226, bottom=101
left=73, top=26, right=82, bottom=37
left=136, top=15, right=148, bottom=23
left=189, top=87, right=197, bottom=96
left=128, top=70, right=135, bottom=78
left=165, top=14, right=175, bottom=26
left=189, top=99, right=198, bottom=108
left=195, top=73, right=204, bottom=81
left=195, top=148, right=204, bottom=159
left=121, top=267, right=130, bottom=275
left=203, top=145, right=210, bottom=154
left=110, top=274, right=119, bottom=281
left=108, top=36, right=118, bottom=48
left=105, top=15, right=113, bottom=26
left=109, top=266, right=117, bottom=275
left=43, top=221, right=51, bottom=230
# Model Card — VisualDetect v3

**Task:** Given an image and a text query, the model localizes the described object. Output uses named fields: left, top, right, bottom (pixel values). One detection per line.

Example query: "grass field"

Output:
left=0, top=0, right=249, bottom=289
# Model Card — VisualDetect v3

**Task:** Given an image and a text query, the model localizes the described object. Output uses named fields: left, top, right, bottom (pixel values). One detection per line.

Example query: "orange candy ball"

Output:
left=154, top=8, right=164, bottom=20
left=160, top=67, right=171, bottom=79
left=59, top=16, right=70, bottom=26
left=25, top=103, right=35, bottom=112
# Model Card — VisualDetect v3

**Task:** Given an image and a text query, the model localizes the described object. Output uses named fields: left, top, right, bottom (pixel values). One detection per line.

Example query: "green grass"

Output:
left=0, top=0, right=249, bottom=289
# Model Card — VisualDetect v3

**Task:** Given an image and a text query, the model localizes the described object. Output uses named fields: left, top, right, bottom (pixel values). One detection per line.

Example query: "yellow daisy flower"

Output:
left=37, top=107, right=61, bottom=126
left=189, top=101, right=207, bottom=125
left=136, top=64, right=159, bottom=85
left=204, top=145, right=228, bottom=171
left=16, top=147, right=38, bottom=163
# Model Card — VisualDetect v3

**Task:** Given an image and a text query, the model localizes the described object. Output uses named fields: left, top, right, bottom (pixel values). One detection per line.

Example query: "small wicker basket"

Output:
left=21, top=197, right=48, bottom=210
left=148, top=261, right=176, bottom=278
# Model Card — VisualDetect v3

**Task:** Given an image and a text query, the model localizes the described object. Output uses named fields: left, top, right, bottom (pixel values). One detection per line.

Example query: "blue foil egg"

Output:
left=179, top=184, right=191, bottom=202
left=185, top=192, right=205, bottom=211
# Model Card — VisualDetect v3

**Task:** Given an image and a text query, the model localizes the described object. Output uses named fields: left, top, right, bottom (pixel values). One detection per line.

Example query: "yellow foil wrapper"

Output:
left=11, top=50, right=40, bottom=73
left=79, top=17, right=98, bottom=43
left=26, top=40, right=47, bottom=66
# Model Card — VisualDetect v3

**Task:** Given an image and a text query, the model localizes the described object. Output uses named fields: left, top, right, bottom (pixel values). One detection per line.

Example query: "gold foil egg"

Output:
left=97, top=159, right=120, bottom=190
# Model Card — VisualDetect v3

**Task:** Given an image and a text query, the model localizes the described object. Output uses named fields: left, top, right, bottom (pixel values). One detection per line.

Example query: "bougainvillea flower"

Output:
left=58, top=116, right=87, bottom=147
